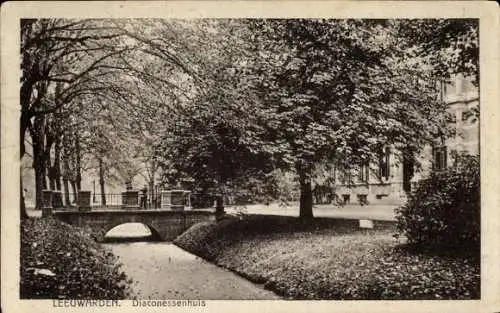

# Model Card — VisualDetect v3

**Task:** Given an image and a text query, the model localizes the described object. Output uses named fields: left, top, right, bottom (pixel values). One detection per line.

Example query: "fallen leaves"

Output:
left=21, top=217, right=133, bottom=299
left=175, top=215, right=479, bottom=300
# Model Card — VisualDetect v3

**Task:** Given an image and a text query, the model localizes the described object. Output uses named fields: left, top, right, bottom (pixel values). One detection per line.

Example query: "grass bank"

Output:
left=21, top=217, right=133, bottom=299
left=174, top=215, right=479, bottom=300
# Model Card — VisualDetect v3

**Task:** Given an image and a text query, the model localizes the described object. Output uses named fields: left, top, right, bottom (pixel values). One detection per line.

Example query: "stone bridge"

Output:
left=53, top=209, right=215, bottom=242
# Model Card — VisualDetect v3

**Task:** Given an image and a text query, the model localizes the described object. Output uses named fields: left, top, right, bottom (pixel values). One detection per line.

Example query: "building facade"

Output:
left=335, top=75, right=479, bottom=205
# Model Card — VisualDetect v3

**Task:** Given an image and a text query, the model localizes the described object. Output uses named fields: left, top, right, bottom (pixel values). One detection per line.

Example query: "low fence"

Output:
left=44, top=192, right=124, bottom=208
left=40, top=189, right=379, bottom=212
left=43, top=190, right=198, bottom=211
left=92, top=193, right=123, bottom=207
left=48, top=193, right=167, bottom=209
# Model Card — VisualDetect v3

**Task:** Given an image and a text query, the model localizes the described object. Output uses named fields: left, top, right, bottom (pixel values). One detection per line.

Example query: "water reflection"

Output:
left=104, top=223, right=158, bottom=242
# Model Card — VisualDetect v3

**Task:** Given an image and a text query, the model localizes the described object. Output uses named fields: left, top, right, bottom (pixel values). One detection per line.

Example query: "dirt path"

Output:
left=104, top=242, right=280, bottom=300
left=225, top=203, right=397, bottom=221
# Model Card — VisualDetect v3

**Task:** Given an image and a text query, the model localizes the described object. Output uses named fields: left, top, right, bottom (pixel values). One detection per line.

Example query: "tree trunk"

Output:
left=20, top=112, right=31, bottom=159
left=34, top=159, right=45, bottom=210
left=20, top=80, right=34, bottom=159
left=75, top=133, right=82, bottom=191
left=99, top=158, right=106, bottom=206
left=298, top=163, right=314, bottom=218
left=45, top=132, right=55, bottom=190
left=62, top=134, right=71, bottom=206
left=149, top=162, right=157, bottom=208
left=48, top=167, right=56, bottom=190
left=149, top=181, right=155, bottom=208
left=31, top=116, right=46, bottom=210
left=20, top=174, right=28, bottom=219
left=20, top=112, right=30, bottom=217
left=63, top=177, right=71, bottom=206
left=42, top=168, right=48, bottom=190
left=54, top=138, right=62, bottom=191
left=70, top=180, right=78, bottom=204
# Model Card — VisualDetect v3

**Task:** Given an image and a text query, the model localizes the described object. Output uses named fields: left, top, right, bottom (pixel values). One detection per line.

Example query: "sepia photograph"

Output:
left=1, top=2, right=499, bottom=313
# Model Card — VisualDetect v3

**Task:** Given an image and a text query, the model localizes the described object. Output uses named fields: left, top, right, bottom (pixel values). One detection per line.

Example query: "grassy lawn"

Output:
left=174, top=215, right=480, bottom=300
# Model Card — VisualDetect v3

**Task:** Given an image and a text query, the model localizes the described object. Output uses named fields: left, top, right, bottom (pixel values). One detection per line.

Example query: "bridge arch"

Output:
left=103, top=222, right=163, bottom=242
left=53, top=209, right=215, bottom=242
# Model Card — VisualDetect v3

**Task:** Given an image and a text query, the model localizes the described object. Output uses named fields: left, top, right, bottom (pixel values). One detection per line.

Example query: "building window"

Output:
left=339, top=167, right=351, bottom=185
left=357, top=194, right=368, bottom=205
left=378, top=147, right=390, bottom=181
left=338, top=168, right=345, bottom=184
left=433, top=142, right=448, bottom=171
left=358, top=163, right=370, bottom=183
left=342, top=194, right=350, bottom=204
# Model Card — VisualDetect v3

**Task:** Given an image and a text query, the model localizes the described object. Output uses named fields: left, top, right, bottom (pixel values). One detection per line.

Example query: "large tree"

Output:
left=20, top=18, right=183, bottom=212
left=243, top=19, right=459, bottom=217
left=152, top=19, right=474, bottom=218
left=20, top=19, right=131, bottom=213
left=151, top=19, right=278, bottom=211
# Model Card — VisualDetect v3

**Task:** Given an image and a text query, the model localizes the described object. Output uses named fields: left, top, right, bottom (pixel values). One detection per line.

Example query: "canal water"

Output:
left=103, top=223, right=280, bottom=300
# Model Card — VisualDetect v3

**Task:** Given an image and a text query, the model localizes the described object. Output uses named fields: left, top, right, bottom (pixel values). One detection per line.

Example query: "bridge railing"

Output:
left=91, top=193, right=123, bottom=209
left=49, top=190, right=217, bottom=211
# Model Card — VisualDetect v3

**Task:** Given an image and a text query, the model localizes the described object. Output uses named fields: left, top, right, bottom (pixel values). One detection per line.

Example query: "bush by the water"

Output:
left=395, top=154, right=480, bottom=254
left=21, top=217, right=133, bottom=299
left=175, top=215, right=479, bottom=300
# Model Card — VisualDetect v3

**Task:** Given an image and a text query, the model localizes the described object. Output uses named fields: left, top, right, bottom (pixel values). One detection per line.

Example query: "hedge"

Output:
left=395, top=154, right=480, bottom=255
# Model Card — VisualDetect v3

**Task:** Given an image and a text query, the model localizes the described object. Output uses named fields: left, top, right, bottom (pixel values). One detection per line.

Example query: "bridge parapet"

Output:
left=53, top=209, right=215, bottom=242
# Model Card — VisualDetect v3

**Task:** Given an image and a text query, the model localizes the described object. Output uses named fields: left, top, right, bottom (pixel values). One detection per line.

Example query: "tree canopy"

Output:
left=157, top=19, right=461, bottom=217
left=20, top=18, right=478, bottom=217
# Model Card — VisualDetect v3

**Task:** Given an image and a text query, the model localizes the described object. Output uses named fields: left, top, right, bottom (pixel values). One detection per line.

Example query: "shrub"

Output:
left=395, top=154, right=480, bottom=254
left=20, top=217, right=133, bottom=299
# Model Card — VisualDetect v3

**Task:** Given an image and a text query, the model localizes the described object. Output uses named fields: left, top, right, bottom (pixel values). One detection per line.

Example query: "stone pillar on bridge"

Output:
left=161, top=190, right=188, bottom=211
left=41, top=190, right=53, bottom=217
left=122, top=190, right=139, bottom=208
left=78, top=191, right=91, bottom=212
left=170, top=190, right=185, bottom=211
